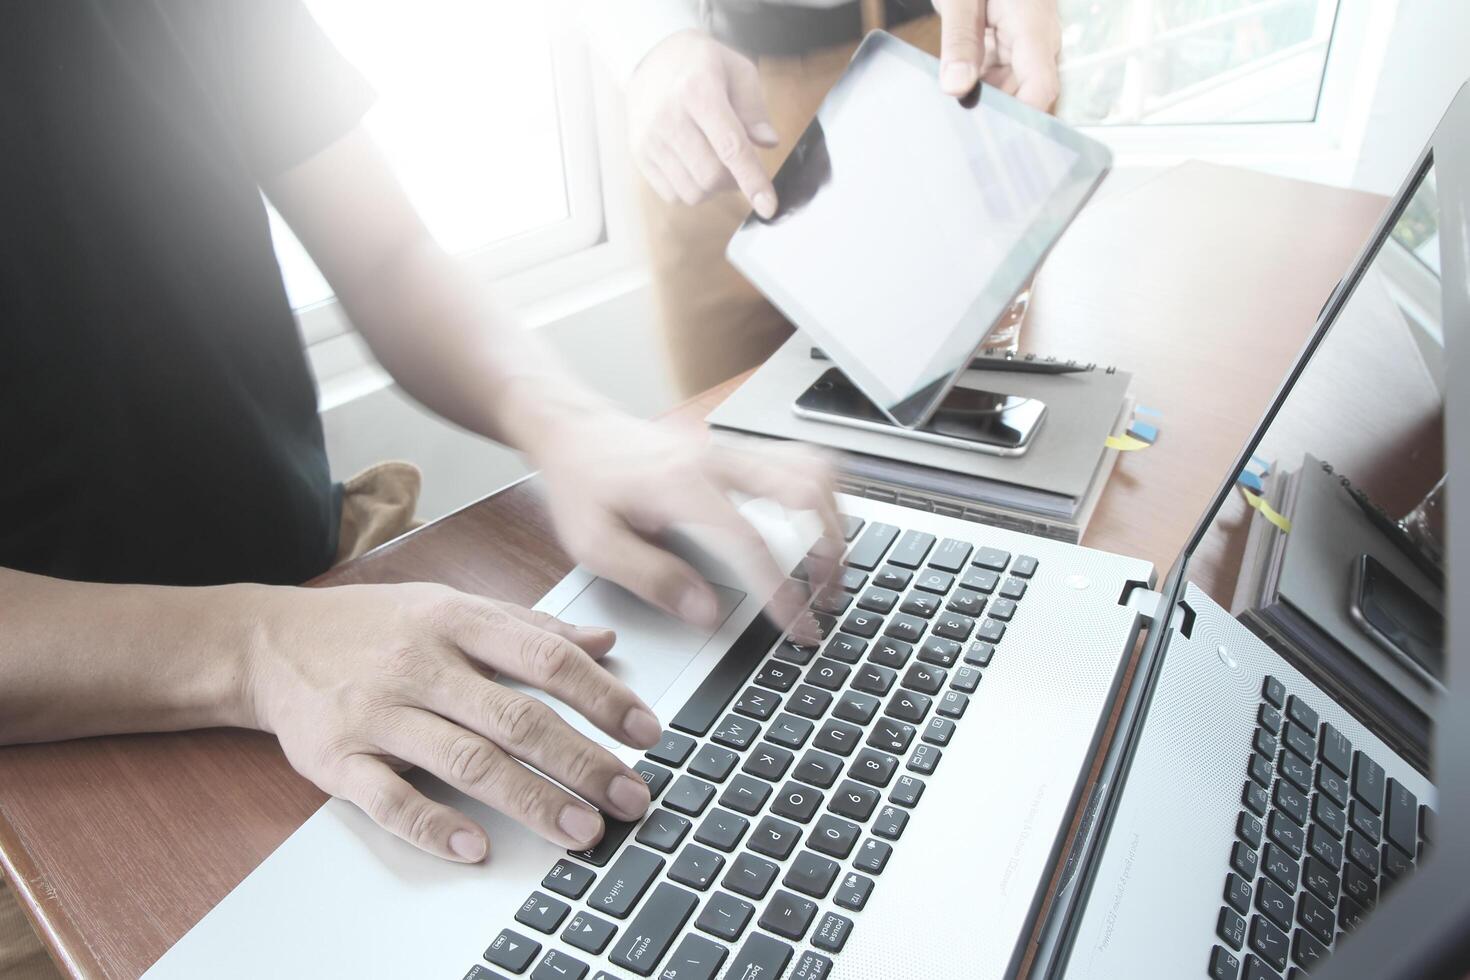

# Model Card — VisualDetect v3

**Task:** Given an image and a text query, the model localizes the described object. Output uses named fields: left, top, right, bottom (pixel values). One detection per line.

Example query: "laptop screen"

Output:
left=1182, top=157, right=1448, bottom=769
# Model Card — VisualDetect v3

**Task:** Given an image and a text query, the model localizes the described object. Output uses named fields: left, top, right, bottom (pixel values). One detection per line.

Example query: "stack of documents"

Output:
left=707, top=334, right=1134, bottom=543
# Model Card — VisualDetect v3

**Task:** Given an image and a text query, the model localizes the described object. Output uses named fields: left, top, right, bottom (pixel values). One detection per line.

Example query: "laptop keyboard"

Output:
left=1207, top=675, right=1434, bottom=980
left=464, top=517, right=1038, bottom=980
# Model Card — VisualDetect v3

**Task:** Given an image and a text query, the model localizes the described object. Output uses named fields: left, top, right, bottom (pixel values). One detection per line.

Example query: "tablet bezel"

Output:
left=726, top=30, right=1113, bottom=429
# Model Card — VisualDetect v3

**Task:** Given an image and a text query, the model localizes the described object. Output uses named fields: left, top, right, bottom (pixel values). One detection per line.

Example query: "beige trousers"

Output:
left=0, top=461, right=422, bottom=979
left=641, top=15, right=943, bottom=398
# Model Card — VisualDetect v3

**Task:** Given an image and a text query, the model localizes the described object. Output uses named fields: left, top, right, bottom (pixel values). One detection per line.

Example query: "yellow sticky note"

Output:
left=1243, top=488, right=1293, bottom=533
left=1105, top=434, right=1150, bottom=452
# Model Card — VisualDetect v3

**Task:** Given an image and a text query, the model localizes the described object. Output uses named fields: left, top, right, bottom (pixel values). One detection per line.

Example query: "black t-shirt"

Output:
left=1, top=1, right=374, bottom=585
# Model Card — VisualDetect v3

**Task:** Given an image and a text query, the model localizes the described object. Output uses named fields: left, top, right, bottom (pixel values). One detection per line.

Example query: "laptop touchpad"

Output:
left=513, top=577, right=745, bottom=746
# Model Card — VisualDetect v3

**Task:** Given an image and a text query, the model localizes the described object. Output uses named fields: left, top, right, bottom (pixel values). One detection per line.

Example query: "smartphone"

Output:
left=1348, top=553, right=1445, bottom=689
left=793, top=368, right=1045, bottom=456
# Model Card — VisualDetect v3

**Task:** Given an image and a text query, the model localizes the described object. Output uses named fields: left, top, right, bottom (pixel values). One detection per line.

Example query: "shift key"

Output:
left=608, top=882, right=699, bottom=975
left=587, top=845, right=664, bottom=919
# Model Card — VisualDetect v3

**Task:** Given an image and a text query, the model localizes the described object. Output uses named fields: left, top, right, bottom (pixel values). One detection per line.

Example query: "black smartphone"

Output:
left=1348, top=553, right=1445, bottom=687
left=793, top=368, right=1045, bottom=456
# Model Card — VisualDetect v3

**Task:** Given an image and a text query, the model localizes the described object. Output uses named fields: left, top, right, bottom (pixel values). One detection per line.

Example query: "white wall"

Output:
left=1352, top=0, right=1470, bottom=194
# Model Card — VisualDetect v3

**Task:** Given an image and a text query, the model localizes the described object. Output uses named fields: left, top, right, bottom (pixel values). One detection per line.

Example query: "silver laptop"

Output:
left=142, top=88, right=1467, bottom=980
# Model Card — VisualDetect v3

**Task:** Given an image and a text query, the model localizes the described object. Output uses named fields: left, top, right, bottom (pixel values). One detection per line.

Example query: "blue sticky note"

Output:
left=1249, top=453, right=1271, bottom=475
left=1237, top=470, right=1264, bottom=493
left=1127, top=421, right=1159, bottom=444
left=1135, top=405, right=1163, bottom=418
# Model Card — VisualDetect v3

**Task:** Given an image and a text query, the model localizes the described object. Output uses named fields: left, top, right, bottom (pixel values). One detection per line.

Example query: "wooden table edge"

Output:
left=1, top=803, right=94, bottom=978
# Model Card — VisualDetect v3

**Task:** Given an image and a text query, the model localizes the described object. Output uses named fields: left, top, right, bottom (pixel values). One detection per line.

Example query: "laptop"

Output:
left=141, top=79, right=1467, bottom=980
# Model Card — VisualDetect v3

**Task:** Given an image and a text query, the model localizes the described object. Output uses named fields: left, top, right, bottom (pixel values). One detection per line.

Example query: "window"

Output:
left=1057, top=0, right=1343, bottom=125
left=271, top=0, right=602, bottom=313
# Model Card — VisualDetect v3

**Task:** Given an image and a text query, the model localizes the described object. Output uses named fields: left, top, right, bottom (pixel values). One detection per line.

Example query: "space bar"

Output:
left=669, top=613, right=783, bottom=736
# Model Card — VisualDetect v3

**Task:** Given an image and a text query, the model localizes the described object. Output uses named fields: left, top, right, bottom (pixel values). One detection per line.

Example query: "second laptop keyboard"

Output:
left=468, top=518, right=1038, bottom=980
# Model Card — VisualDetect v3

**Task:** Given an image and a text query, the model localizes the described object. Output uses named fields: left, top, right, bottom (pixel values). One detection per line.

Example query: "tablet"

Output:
left=726, top=31, right=1112, bottom=429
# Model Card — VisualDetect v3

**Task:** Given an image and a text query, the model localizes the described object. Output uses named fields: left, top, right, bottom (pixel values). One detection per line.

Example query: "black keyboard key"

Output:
left=1237, top=812, right=1263, bottom=849
left=532, top=953, right=589, bottom=980
left=1277, top=748, right=1310, bottom=792
left=923, top=716, right=956, bottom=746
left=1254, top=876, right=1294, bottom=932
left=1262, top=676, right=1286, bottom=710
left=1274, top=780, right=1309, bottom=827
left=1350, top=799, right=1382, bottom=842
left=1243, top=780, right=1269, bottom=818
left=951, top=665, right=982, bottom=693
left=771, top=781, right=824, bottom=823
left=853, top=837, right=892, bottom=874
left=1218, top=907, right=1247, bottom=950
left=695, top=807, right=749, bottom=852
left=999, top=577, right=1027, bottom=600
left=915, top=569, right=954, bottom=594
left=937, top=690, right=969, bottom=719
left=648, top=731, right=697, bottom=767
left=1317, top=763, right=1349, bottom=809
left=973, top=546, right=1009, bottom=571
left=808, top=588, right=851, bottom=616
left=965, top=641, right=996, bottom=667
left=868, top=637, right=912, bottom=670
left=944, top=590, right=986, bottom=618
left=1308, top=824, right=1343, bottom=868
left=1282, top=721, right=1315, bottom=763
left=711, top=715, right=760, bottom=752
left=1346, top=829, right=1379, bottom=874
left=824, top=632, right=868, bottom=663
left=749, top=815, right=802, bottom=860
left=835, top=870, right=875, bottom=911
left=562, top=910, right=617, bottom=955
left=516, top=891, right=571, bottom=934
left=907, top=743, right=941, bottom=775
left=784, top=850, right=841, bottom=898
left=888, top=530, right=936, bottom=569
left=805, top=657, right=851, bottom=692
left=1209, top=946, right=1241, bottom=980
left=866, top=717, right=916, bottom=754
left=873, top=564, right=913, bottom=591
left=635, top=809, right=691, bottom=853
left=761, top=889, right=818, bottom=940
left=1011, top=555, right=1038, bottom=577
left=723, top=852, right=779, bottom=899
left=839, top=567, right=867, bottom=592
left=1385, top=778, right=1419, bottom=858
left=774, top=640, right=818, bottom=666
left=988, top=598, right=1017, bottom=622
left=670, top=615, right=782, bottom=736
left=809, top=814, right=862, bottom=858
left=889, top=773, right=924, bottom=807
left=608, top=882, right=698, bottom=975
left=634, top=761, right=673, bottom=802
left=1302, top=854, right=1339, bottom=905
left=1312, top=793, right=1346, bottom=839
left=884, top=614, right=927, bottom=644
left=1243, top=956, right=1276, bottom=980
left=811, top=911, right=853, bottom=953
left=733, top=686, right=780, bottom=721
left=665, top=775, right=718, bottom=817
left=485, top=929, right=541, bottom=973
left=657, top=934, right=726, bottom=980
left=695, top=891, right=753, bottom=941
left=1286, top=694, right=1319, bottom=733
left=1343, top=857, right=1377, bottom=906
left=899, top=592, right=941, bottom=618
left=841, top=610, right=883, bottom=638
left=845, top=523, right=900, bottom=570
left=793, top=749, right=844, bottom=789
left=1353, top=751, right=1387, bottom=814
left=1268, top=811, right=1304, bottom=859
left=960, top=568, right=999, bottom=593
left=1231, top=841, right=1259, bottom=880
left=976, top=619, right=1006, bottom=644
left=900, top=662, right=944, bottom=695
left=1297, top=891, right=1335, bottom=945
left=871, top=805, right=909, bottom=841
left=1262, top=844, right=1299, bottom=892
left=1320, top=722, right=1352, bottom=777
left=1248, top=752, right=1272, bottom=789
left=1258, top=703, right=1282, bottom=736
left=857, top=586, right=900, bottom=614
left=1225, top=872, right=1253, bottom=916
left=850, top=748, right=899, bottom=787
left=929, top=538, right=973, bottom=573
left=1382, top=841, right=1413, bottom=880
left=570, top=817, right=638, bottom=868
left=668, top=843, right=725, bottom=891
left=688, top=744, right=739, bottom=783
left=588, top=845, right=664, bottom=919
left=718, top=774, right=771, bottom=816
left=814, top=719, right=863, bottom=757
left=840, top=515, right=864, bottom=541
left=753, top=660, right=800, bottom=693
left=1339, top=892, right=1368, bottom=931
left=726, top=933, right=792, bottom=980
left=934, top=613, right=976, bottom=642
left=543, top=860, right=596, bottom=900
left=833, top=689, right=880, bottom=724
left=886, top=689, right=932, bottom=724
left=742, top=742, right=794, bottom=781
left=1292, top=928, right=1328, bottom=973
left=852, top=662, right=897, bottom=696
left=1248, top=915, right=1288, bottom=972
left=787, top=685, right=832, bottom=720
left=829, top=780, right=880, bottom=821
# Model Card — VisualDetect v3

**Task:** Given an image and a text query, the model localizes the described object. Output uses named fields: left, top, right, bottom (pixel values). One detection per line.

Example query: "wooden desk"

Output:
left=0, top=162, right=1387, bottom=979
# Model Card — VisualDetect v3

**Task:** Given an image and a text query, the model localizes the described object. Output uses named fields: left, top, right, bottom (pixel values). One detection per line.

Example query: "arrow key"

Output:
left=484, top=928, right=540, bottom=973
left=561, top=910, right=617, bottom=955
left=514, top=890, right=570, bottom=934
left=541, top=860, right=595, bottom=900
